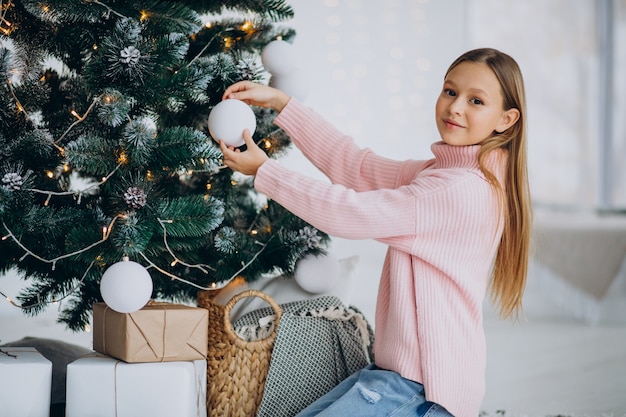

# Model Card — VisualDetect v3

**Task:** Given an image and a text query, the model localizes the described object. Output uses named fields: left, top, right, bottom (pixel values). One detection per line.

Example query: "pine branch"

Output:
left=188, top=0, right=294, bottom=22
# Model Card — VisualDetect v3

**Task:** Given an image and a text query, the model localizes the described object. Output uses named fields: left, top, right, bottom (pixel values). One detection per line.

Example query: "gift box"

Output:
left=65, top=354, right=207, bottom=417
left=0, top=347, right=52, bottom=417
left=93, top=301, right=208, bottom=363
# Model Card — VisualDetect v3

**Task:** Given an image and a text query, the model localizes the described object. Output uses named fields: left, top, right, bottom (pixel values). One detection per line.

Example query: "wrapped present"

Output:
left=0, top=347, right=52, bottom=417
left=65, top=354, right=207, bottom=417
left=93, top=301, right=208, bottom=363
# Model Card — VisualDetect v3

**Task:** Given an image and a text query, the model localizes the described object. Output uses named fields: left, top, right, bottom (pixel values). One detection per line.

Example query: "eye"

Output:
left=470, top=97, right=483, bottom=105
left=444, top=88, right=456, bottom=97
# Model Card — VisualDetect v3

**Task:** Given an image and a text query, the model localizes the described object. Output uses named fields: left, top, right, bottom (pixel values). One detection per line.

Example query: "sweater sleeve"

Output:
left=255, top=156, right=499, bottom=258
left=254, top=159, right=417, bottom=247
left=274, top=99, right=430, bottom=191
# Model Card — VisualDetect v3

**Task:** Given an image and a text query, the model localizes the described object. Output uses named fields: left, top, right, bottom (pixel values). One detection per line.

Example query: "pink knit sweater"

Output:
left=254, top=99, right=506, bottom=417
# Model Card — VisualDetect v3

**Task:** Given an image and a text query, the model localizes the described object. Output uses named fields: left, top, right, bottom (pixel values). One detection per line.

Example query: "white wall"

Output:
left=285, top=0, right=623, bottom=210
left=286, top=0, right=467, bottom=166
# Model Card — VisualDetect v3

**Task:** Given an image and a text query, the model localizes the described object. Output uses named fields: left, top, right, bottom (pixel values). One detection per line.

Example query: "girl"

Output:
left=220, top=48, right=532, bottom=417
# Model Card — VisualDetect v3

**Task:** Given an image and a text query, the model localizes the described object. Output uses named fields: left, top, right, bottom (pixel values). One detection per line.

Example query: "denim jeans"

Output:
left=294, top=363, right=454, bottom=417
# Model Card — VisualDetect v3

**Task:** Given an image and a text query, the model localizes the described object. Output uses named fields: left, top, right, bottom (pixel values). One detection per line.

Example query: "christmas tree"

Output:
left=0, top=0, right=328, bottom=330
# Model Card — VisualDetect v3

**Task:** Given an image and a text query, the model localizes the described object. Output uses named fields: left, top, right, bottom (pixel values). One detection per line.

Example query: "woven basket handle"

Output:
left=222, top=289, right=283, bottom=345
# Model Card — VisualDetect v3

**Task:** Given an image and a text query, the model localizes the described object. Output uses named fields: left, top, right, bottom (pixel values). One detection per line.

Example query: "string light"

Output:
left=138, top=228, right=279, bottom=291
left=6, top=79, right=27, bottom=118
left=55, top=96, right=101, bottom=145
left=157, top=218, right=214, bottom=274
left=0, top=1, right=13, bottom=36
left=27, top=163, right=122, bottom=205
left=1, top=215, right=123, bottom=271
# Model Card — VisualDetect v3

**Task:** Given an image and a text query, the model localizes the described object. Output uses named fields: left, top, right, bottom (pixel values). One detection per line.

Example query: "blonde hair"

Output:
left=446, top=48, right=532, bottom=319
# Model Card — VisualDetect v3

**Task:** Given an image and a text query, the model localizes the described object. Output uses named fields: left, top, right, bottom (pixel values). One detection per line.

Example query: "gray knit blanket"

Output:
left=232, top=296, right=374, bottom=417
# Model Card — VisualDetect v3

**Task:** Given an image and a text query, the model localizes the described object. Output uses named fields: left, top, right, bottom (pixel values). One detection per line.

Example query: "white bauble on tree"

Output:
left=100, top=258, right=153, bottom=313
left=208, top=99, right=256, bottom=147
left=261, top=39, right=297, bottom=76
left=295, top=253, right=340, bottom=294
left=269, top=68, right=309, bottom=102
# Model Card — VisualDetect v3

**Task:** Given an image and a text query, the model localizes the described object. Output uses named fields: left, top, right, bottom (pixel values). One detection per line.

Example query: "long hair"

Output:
left=446, top=48, right=532, bottom=319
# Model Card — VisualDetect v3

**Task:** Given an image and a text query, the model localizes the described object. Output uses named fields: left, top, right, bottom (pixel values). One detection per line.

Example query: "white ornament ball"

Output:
left=100, top=259, right=153, bottom=313
left=295, top=253, right=340, bottom=294
left=261, top=40, right=297, bottom=76
left=208, top=99, right=256, bottom=147
left=269, top=69, right=309, bottom=102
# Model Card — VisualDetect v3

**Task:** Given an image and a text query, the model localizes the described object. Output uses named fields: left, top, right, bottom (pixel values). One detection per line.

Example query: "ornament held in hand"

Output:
left=208, top=99, right=257, bottom=147
left=100, top=258, right=153, bottom=313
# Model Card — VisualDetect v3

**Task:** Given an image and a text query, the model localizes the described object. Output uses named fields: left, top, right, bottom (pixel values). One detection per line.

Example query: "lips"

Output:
left=443, top=118, right=464, bottom=129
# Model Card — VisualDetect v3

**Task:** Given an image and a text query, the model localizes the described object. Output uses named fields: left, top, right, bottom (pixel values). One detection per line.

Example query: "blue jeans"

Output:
left=294, top=364, right=454, bottom=417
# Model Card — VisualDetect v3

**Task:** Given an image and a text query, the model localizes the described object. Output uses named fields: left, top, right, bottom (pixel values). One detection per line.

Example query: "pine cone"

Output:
left=2, top=173, right=23, bottom=191
left=124, top=186, right=147, bottom=209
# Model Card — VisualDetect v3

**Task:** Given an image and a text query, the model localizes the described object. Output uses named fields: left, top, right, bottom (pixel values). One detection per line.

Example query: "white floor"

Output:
left=2, top=238, right=626, bottom=416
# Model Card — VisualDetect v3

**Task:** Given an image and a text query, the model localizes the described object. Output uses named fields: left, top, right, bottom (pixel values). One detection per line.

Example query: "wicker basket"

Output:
left=197, top=289, right=282, bottom=417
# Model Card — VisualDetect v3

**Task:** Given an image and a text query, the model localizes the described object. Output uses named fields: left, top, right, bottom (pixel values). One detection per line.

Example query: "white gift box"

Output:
left=66, top=354, right=207, bottom=417
left=0, top=347, right=52, bottom=417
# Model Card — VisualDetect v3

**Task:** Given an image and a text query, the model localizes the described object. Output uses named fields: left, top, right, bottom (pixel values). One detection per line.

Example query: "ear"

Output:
left=495, top=108, right=520, bottom=133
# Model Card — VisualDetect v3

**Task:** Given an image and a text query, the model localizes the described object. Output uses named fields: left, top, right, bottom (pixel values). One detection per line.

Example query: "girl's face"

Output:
left=435, top=61, right=519, bottom=146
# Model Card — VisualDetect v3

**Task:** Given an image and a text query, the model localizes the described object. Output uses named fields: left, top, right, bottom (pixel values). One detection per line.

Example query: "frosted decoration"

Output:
left=208, top=99, right=256, bottom=147
left=100, top=259, right=153, bottom=313
left=295, top=253, right=340, bottom=294
left=261, top=40, right=297, bottom=76
left=269, top=69, right=309, bottom=102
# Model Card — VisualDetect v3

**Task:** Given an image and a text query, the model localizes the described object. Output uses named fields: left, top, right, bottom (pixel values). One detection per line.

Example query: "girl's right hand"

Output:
left=222, top=81, right=290, bottom=112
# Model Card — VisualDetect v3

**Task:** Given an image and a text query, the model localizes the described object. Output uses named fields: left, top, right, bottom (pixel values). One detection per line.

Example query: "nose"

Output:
left=448, top=97, right=464, bottom=115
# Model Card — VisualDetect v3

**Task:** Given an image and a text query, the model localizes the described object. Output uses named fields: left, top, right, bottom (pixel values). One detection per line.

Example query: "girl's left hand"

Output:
left=220, top=129, right=269, bottom=176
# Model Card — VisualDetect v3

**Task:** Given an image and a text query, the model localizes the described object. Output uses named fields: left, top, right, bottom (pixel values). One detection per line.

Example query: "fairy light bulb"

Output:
left=117, top=151, right=128, bottom=165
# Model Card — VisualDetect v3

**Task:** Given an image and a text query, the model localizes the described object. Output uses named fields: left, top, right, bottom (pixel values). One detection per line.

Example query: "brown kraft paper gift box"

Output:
left=92, top=302, right=208, bottom=363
